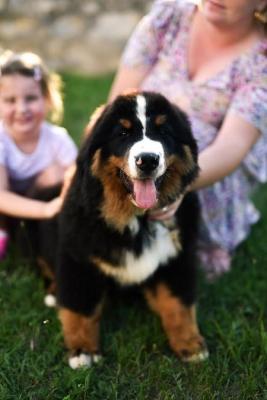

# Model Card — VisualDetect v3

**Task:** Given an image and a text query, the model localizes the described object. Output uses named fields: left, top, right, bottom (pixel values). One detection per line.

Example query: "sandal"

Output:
left=0, top=229, right=9, bottom=261
left=198, top=245, right=231, bottom=282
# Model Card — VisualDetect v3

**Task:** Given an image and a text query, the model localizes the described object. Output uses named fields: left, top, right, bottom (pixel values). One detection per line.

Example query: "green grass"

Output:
left=1, top=72, right=267, bottom=399
left=62, top=72, right=113, bottom=145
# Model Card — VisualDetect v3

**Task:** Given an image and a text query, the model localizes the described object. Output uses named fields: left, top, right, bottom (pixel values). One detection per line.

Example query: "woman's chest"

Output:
left=141, top=49, right=235, bottom=129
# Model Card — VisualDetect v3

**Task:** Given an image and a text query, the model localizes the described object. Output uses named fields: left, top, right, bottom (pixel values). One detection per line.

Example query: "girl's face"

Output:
left=200, top=0, right=267, bottom=27
left=0, top=74, right=49, bottom=139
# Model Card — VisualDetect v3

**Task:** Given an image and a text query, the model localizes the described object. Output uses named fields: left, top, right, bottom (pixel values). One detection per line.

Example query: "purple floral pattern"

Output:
left=122, top=0, right=267, bottom=250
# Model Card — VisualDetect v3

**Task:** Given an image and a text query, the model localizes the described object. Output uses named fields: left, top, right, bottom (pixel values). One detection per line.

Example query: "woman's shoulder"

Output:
left=250, top=39, right=267, bottom=76
left=235, top=38, right=267, bottom=85
left=149, top=0, right=194, bottom=27
left=254, top=38, right=267, bottom=68
left=151, top=0, right=194, bottom=14
left=152, top=0, right=194, bottom=8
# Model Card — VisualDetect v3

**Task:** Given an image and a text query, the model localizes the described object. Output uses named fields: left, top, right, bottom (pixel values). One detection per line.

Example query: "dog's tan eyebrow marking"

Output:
left=119, top=118, right=132, bottom=129
left=155, top=114, right=166, bottom=125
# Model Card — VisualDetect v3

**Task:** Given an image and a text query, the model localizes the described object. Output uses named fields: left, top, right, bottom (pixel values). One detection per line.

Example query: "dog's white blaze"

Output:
left=97, top=223, right=178, bottom=285
left=136, top=95, right=147, bottom=133
left=127, top=94, right=166, bottom=178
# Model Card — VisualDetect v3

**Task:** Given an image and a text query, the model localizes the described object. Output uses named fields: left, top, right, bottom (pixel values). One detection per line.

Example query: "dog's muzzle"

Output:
left=135, top=152, right=160, bottom=175
left=121, top=150, right=166, bottom=210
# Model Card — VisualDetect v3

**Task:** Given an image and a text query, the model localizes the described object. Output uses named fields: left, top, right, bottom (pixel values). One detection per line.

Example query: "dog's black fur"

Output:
left=29, top=91, right=208, bottom=368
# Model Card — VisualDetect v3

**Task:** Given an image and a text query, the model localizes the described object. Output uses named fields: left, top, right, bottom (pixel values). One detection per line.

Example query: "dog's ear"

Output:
left=170, top=103, right=198, bottom=161
left=77, top=103, right=112, bottom=167
left=82, top=104, right=106, bottom=142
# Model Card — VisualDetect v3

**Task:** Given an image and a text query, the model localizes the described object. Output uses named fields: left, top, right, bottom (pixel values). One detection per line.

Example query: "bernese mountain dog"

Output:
left=24, top=92, right=208, bottom=368
left=34, top=91, right=208, bottom=368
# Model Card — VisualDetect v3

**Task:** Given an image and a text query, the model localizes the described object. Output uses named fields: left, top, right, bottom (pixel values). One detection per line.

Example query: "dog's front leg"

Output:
left=59, top=304, right=103, bottom=369
left=144, top=283, right=208, bottom=362
left=56, top=255, right=105, bottom=369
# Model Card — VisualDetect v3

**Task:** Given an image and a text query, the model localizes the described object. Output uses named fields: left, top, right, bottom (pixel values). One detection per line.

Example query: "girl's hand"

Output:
left=43, top=163, right=77, bottom=220
left=43, top=197, right=63, bottom=219
left=61, top=164, right=77, bottom=199
left=148, top=196, right=184, bottom=221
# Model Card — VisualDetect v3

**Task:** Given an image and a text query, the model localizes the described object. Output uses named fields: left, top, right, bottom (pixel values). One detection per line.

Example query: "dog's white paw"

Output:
left=68, top=352, right=102, bottom=369
left=182, top=348, right=209, bottom=363
left=44, top=294, right=57, bottom=307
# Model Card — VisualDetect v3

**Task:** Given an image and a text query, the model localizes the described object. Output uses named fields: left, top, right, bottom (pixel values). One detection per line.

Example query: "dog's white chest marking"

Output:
left=97, top=222, right=178, bottom=285
left=129, top=217, right=139, bottom=235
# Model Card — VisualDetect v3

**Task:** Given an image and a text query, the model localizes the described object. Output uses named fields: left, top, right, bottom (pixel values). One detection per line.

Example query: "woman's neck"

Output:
left=187, top=9, right=263, bottom=83
left=195, top=10, right=260, bottom=48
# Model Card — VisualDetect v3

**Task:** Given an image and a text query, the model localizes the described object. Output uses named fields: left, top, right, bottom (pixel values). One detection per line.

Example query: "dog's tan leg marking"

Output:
left=59, top=305, right=103, bottom=368
left=59, top=306, right=101, bottom=353
left=144, top=284, right=208, bottom=362
left=37, top=256, right=55, bottom=282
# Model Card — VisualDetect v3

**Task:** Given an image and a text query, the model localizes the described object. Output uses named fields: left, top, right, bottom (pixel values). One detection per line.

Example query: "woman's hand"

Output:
left=148, top=196, right=184, bottom=221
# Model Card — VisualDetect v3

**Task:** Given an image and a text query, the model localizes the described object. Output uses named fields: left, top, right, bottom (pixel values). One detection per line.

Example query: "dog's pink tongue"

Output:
left=133, top=179, right=157, bottom=209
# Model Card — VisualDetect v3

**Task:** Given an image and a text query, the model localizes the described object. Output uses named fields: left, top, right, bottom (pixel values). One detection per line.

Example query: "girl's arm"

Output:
left=0, top=165, right=63, bottom=219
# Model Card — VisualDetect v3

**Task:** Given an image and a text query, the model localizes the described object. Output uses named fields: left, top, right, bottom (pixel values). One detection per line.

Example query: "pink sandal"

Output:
left=0, top=230, right=9, bottom=260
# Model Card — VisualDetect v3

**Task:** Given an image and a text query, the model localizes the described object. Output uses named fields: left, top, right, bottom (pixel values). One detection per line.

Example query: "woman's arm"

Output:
left=108, top=64, right=151, bottom=102
left=150, top=113, right=260, bottom=220
left=0, top=165, right=63, bottom=219
left=191, top=112, right=260, bottom=191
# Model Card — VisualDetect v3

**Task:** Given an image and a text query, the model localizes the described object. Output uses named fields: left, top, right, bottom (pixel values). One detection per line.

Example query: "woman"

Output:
left=109, top=0, right=267, bottom=280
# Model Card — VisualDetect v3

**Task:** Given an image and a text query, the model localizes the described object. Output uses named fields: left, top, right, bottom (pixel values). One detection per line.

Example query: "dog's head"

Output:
left=78, top=91, right=198, bottom=226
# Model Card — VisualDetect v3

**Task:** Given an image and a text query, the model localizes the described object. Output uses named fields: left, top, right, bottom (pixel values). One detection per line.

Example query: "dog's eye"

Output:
left=119, top=119, right=132, bottom=129
left=155, top=114, right=166, bottom=126
left=119, top=119, right=132, bottom=136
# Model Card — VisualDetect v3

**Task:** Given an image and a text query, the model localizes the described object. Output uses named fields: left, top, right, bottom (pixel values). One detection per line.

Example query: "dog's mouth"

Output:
left=119, top=169, right=163, bottom=209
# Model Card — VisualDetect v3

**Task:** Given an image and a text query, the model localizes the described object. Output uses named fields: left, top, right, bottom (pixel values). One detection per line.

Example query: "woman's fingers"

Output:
left=148, top=196, right=184, bottom=220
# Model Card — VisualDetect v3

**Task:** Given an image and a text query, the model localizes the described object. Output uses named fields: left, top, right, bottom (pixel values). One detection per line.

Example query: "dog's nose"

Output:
left=135, top=152, right=160, bottom=173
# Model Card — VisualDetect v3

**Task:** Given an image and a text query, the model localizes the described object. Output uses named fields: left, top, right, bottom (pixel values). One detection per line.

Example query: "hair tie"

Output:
left=33, top=66, right=42, bottom=81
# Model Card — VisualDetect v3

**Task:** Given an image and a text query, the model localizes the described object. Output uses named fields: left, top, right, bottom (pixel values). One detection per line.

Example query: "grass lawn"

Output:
left=0, top=72, right=266, bottom=400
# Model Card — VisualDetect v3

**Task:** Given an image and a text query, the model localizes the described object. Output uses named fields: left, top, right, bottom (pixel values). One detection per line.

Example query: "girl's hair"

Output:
left=0, top=51, right=63, bottom=123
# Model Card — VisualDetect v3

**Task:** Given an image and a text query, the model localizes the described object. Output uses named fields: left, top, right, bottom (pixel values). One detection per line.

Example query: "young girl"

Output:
left=0, top=51, right=78, bottom=260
